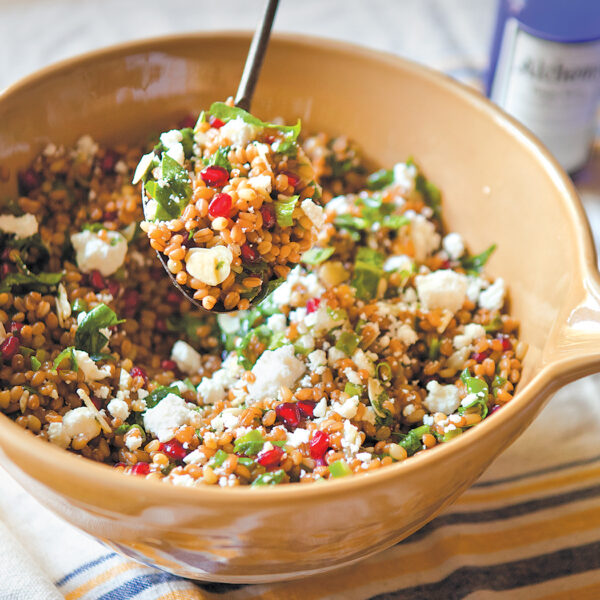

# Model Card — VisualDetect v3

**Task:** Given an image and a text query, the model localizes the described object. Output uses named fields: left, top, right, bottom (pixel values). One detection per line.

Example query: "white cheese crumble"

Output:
left=415, top=269, right=468, bottom=314
left=286, top=428, right=310, bottom=447
left=313, top=398, right=327, bottom=418
left=479, top=278, right=505, bottom=311
left=160, top=129, right=183, bottom=148
left=171, top=340, right=202, bottom=375
left=424, top=381, right=461, bottom=415
left=219, top=118, right=259, bottom=147
left=143, top=393, right=196, bottom=442
left=383, top=254, right=413, bottom=273
left=107, top=399, right=130, bottom=421
left=344, top=367, right=362, bottom=385
left=392, top=162, right=417, bottom=194
left=352, top=349, right=375, bottom=376
left=197, top=354, right=245, bottom=404
left=410, top=213, right=441, bottom=261
left=466, top=276, right=488, bottom=303
left=301, top=199, right=325, bottom=228
left=332, top=395, right=360, bottom=419
left=442, top=232, right=465, bottom=260
left=453, top=323, right=486, bottom=350
left=62, top=407, right=102, bottom=444
left=325, top=195, right=352, bottom=215
left=211, top=407, right=244, bottom=433
left=70, top=229, right=127, bottom=276
left=271, top=267, right=325, bottom=307
left=341, top=420, right=362, bottom=455
left=247, top=345, right=305, bottom=403
left=47, top=422, right=71, bottom=449
left=267, top=313, right=287, bottom=333
left=0, top=213, right=38, bottom=239
left=72, top=350, right=111, bottom=382
left=248, top=174, right=272, bottom=195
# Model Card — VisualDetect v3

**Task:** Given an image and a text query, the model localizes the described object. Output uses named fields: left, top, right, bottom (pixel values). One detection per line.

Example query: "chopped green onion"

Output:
left=328, top=460, right=352, bottom=478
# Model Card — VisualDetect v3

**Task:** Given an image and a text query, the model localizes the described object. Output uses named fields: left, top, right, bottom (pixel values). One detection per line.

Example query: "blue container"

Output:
left=487, top=0, right=600, bottom=172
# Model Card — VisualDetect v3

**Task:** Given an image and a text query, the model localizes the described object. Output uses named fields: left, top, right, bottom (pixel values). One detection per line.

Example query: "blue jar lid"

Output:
left=509, top=0, right=600, bottom=43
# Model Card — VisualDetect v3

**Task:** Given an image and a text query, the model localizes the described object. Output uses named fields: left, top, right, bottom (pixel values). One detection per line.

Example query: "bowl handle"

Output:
left=547, top=274, right=600, bottom=383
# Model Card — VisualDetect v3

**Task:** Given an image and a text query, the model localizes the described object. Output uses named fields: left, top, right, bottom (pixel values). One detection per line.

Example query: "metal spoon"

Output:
left=142, top=0, right=280, bottom=313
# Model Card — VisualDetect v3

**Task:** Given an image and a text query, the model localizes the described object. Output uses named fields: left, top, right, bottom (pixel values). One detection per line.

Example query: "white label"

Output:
left=491, top=18, right=600, bottom=172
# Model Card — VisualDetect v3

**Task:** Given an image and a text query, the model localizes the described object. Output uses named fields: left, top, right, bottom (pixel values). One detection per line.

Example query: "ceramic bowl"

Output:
left=1, top=33, right=599, bottom=583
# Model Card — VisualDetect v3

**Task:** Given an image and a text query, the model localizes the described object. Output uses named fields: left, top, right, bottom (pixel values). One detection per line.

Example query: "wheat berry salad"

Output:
left=0, top=124, right=526, bottom=488
left=136, top=100, right=323, bottom=312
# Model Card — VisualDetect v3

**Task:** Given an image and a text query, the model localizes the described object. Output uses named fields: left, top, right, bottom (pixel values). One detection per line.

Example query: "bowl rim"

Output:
left=0, top=30, right=594, bottom=505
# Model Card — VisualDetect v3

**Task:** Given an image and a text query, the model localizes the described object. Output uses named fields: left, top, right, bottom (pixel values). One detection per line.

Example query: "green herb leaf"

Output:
left=71, top=298, right=88, bottom=313
left=166, top=313, right=210, bottom=344
left=74, top=304, right=124, bottom=356
left=460, top=244, right=497, bottom=275
left=81, top=222, right=105, bottom=233
left=492, top=374, right=507, bottom=399
left=273, top=138, right=298, bottom=158
left=251, top=469, right=286, bottom=486
left=367, top=169, right=394, bottom=191
left=0, top=269, right=63, bottom=293
left=203, top=145, right=231, bottom=171
left=351, top=247, right=384, bottom=301
left=233, top=429, right=265, bottom=456
left=301, top=247, right=335, bottom=265
left=273, top=195, right=299, bottom=228
left=179, top=127, right=195, bottom=158
left=344, top=382, right=363, bottom=398
left=336, top=330, right=359, bottom=356
left=396, top=425, right=430, bottom=456
left=53, top=346, right=78, bottom=372
left=144, top=154, right=192, bottom=221
left=208, top=102, right=301, bottom=141
left=428, top=338, right=440, bottom=360
left=328, top=460, right=352, bottom=478
left=208, top=449, right=228, bottom=467
left=30, top=356, right=41, bottom=371
left=334, top=214, right=368, bottom=231
left=458, top=368, right=490, bottom=419
left=144, top=385, right=182, bottom=410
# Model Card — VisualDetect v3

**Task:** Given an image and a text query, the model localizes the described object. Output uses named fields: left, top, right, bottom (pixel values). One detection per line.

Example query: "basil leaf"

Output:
left=396, top=425, right=430, bottom=456
left=351, top=247, right=384, bottom=301
left=460, top=244, right=497, bottom=275
left=301, top=247, right=335, bottom=265
left=179, top=127, right=195, bottom=158
left=273, top=195, right=299, bottom=227
left=334, top=214, right=368, bottom=231
left=53, top=346, right=78, bottom=372
left=144, top=154, right=191, bottom=221
left=273, top=138, right=298, bottom=158
left=203, top=145, right=231, bottom=171
left=74, top=303, right=124, bottom=356
left=208, top=102, right=301, bottom=141
left=382, top=214, right=410, bottom=229
left=233, top=429, right=265, bottom=456
left=367, top=169, right=394, bottom=191
left=458, top=368, right=490, bottom=419
left=252, top=469, right=286, bottom=486
left=0, top=270, right=63, bottom=293
left=144, top=385, right=182, bottom=410
left=336, top=331, right=359, bottom=356
left=251, top=277, right=284, bottom=306
left=208, top=449, right=228, bottom=467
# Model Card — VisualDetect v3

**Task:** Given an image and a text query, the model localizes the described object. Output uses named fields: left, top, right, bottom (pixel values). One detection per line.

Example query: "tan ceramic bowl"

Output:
left=1, top=33, right=599, bottom=583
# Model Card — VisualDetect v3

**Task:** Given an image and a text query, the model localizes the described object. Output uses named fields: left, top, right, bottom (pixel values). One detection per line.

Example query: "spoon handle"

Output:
left=234, top=0, right=280, bottom=112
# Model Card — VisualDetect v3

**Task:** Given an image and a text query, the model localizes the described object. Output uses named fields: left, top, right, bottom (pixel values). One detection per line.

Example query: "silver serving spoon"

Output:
left=142, top=0, right=280, bottom=314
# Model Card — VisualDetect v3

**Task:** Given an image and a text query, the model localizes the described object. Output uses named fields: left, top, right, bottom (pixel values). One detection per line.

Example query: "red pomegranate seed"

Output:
left=130, top=366, right=148, bottom=385
left=297, top=400, right=316, bottom=418
left=240, top=243, right=259, bottom=264
left=100, top=149, right=119, bottom=174
left=161, top=359, right=177, bottom=371
left=10, top=322, right=24, bottom=335
left=103, top=211, right=118, bottom=222
left=89, top=269, right=106, bottom=291
left=131, top=462, right=150, bottom=476
left=91, top=396, right=103, bottom=410
left=0, top=336, right=19, bottom=361
left=107, top=280, right=120, bottom=297
left=306, top=298, right=320, bottom=314
left=499, top=336, right=513, bottom=352
left=200, top=165, right=229, bottom=187
left=123, top=289, right=140, bottom=309
left=18, top=168, right=40, bottom=193
left=178, top=114, right=196, bottom=129
left=257, top=445, right=284, bottom=467
left=208, top=193, right=232, bottom=218
left=166, top=291, right=181, bottom=305
left=441, top=259, right=451, bottom=269
left=209, top=116, right=225, bottom=129
left=155, top=319, right=167, bottom=333
left=310, top=430, right=330, bottom=459
left=160, top=440, right=187, bottom=461
left=283, top=171, right=300, bottom=189
left=472, top=351, right=490, bottom=363
left=276, top=402, right=301, bottom=427
left=260, top=203, right=276, bottom=230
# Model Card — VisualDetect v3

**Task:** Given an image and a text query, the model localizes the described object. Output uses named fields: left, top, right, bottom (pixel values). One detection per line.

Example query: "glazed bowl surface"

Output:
left=1, top=32, right=600, bottom=583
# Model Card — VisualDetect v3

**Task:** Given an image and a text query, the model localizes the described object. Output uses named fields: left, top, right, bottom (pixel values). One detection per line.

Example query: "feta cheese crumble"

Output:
left=423, top=381, right=461, bottom=415
left=479, top=278, right=505, bottom=311
left=70, top=229, right=127, bottom=276
left=171, top=340, right=202, bottom=375
left=0, top=213, right=38, bottom=239
left=442, top=232, right=465, bottom=260
left=143, top=393, right=196, bottom=442
left=416, top=269, right=468, bottom=314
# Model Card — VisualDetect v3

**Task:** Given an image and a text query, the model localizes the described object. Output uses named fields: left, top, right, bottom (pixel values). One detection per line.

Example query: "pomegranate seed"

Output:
left=200, top=165, right=229, bottom=187
left=18, top=168, right=40, bottom=193
left=130, top=462, right=150, bottom=476
left=178, top=114, right=196, bottom=129
left=91, top=396, right=103, bottom=410
left=130, top=366, right=148, bottom=385
left=257, top=445, right=284, bottom=467
left=208, top=192, right=232, bottom=218
left=166, top=291, right=181, bottom=305
left=472, top=351, right=490, bottom=363
left=107, top=280, right=120, bottom=297
left=283, top=171, right=300, bottom=189
left=240, top=243, right=259, bottom=264
left=100, top=149, right=119, bottom=174
left=260, top=203, right=276, bottom=230
left=160, top=440, right=187, bottom=461
left=155, top=319, right=167, bottom=333
left=276, top=402, right=301, bottom=428
left=264, top=134, right=276, bottom=144
left=441, top=259, right=451, bottom=269
left=123, top=289, right=140, bottom=309
left=310, top=430, right=330, bottom=459
left=1, top=263, right=14, bottom=277
left=499, top=336, right=513, bottom=352
left=161, top=359, right=177, bottom=371
left=297, top=400, right=316, bottom=418
left=306, top=298, right=320, bottom=314
left=0, top=336, right=19, bottom=361
left=10, top=322, right=24, bottom=335
left=103, top=211, right=118, bottom=222
left=209, top=115, right=225, bottom=129
left=89, top=269, right=106, bottom=290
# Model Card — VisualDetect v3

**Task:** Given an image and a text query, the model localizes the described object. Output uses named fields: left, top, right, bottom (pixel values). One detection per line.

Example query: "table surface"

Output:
left=0, top=1, right=599, bottom=599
